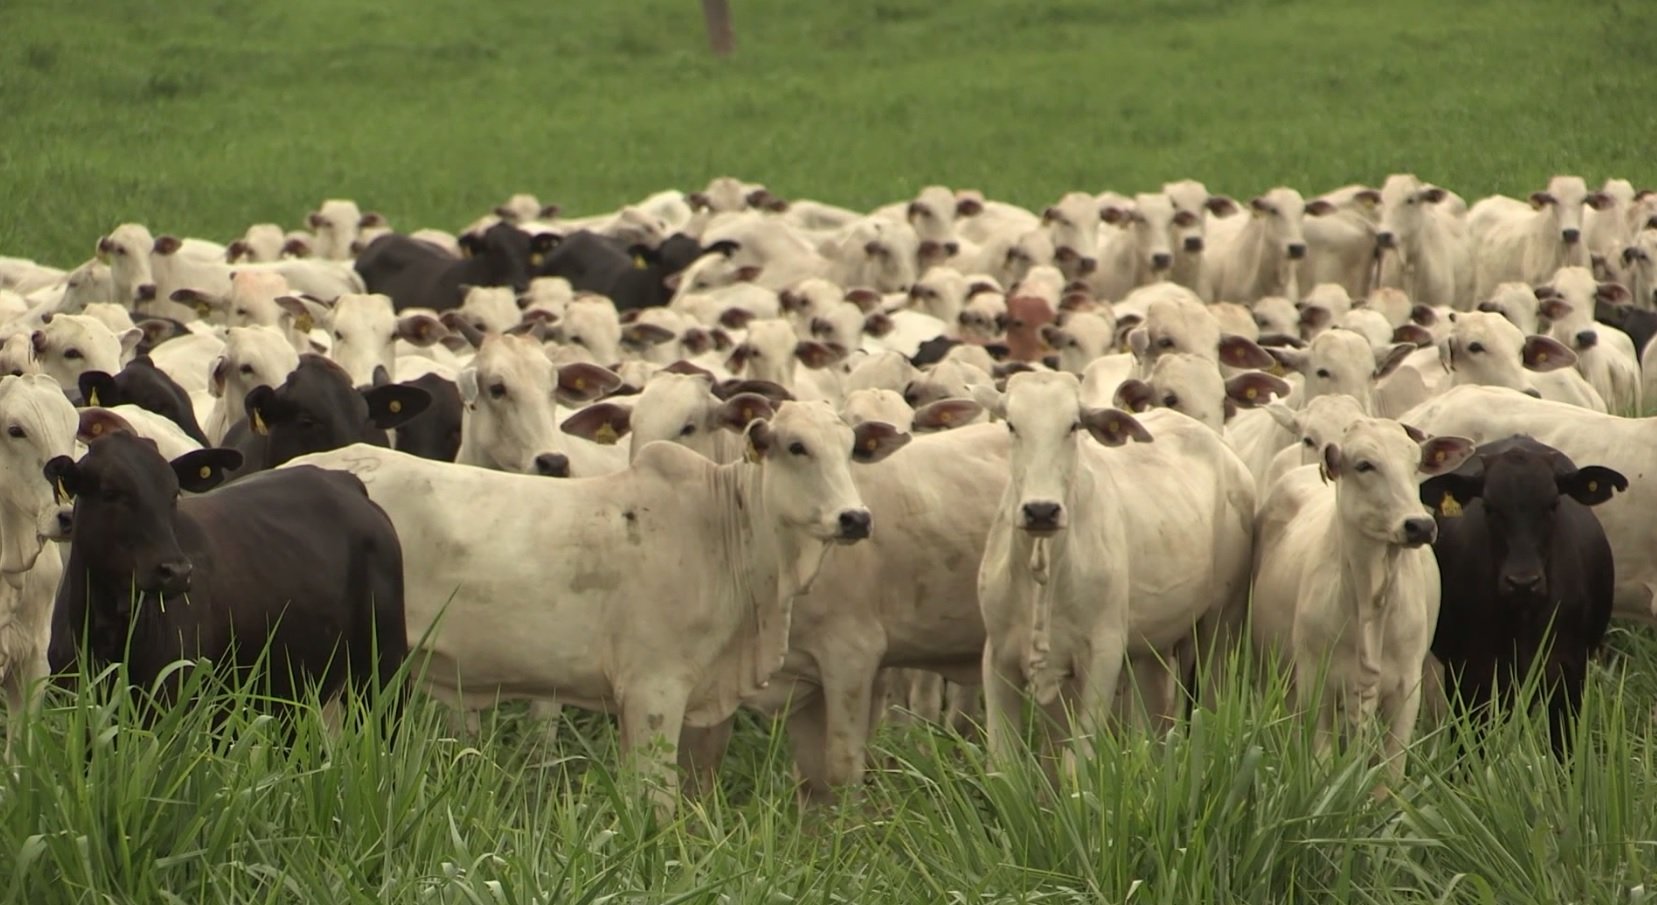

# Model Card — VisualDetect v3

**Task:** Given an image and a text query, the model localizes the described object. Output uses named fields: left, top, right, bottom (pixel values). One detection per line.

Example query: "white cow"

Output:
left=1297, top=186, right=1380, bottom=300
left=95, top=223, right=223, bottom=307
left=1258, top=394, right=1369, bottom=494
left=0, top=375, right=78, bottom=759
left=1469, top=175, right=1611, bottom=300
left=152, top=236, right=365, bottom=306
left=455, top=333, right=625, bottom=477
left=1538, top=266, right=1640, bottom=413
left=205, top=327, right=301, bottom=444
left=307, top=199, right=368, bottom=261
left=281, top=293, right=448, bottom=387
left=286, top=402, right=909, bottom=814
left=227, top=224, right=289, bottom=264
left=30, top=315, right=141, bottom=396
left=1113, top=353, right=1291, bottom=434
left=1375, top=174, right=1473, bottom=310
left=77, top=406, right=203, bottom=460
left=1162, top=180, right=1238, bottom=301
left=1440, top=311, right=1604, bottom=410
left=1205, top=188, right=1332, bottom=302
left=1041, top=192, right=1104, bottom=283
left=1251, top=417, right=1472, bottom=784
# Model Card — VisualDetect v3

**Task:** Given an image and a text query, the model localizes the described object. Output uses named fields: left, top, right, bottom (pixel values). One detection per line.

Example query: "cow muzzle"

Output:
left=1561, top=228, right=1581, bottom=245
left=1150, top=252, right=1173, bottom=271
left=1399, top=517, right=1436, bottom=548
left=1019, top=500, right=1065, bottom=535
left=1286, top=243, right=1308, bottom=260
left=1501, top=569, right=1547, bottom=596
left=835, top=509, right=872, bottom=543
left=1183, top=236, right=1204, bottom=253
left=148, top=558, right=193, bottom=595
left=534, top=453, right=570, bottom=478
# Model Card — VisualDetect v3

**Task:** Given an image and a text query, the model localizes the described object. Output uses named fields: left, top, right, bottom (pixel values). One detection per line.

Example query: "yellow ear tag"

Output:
left=1588, top=480, right=1598, bottom=493
left=938, top=410, right=953, bottom=423
left=1107, top=421, right=1120, bottom=433
left=531, top=251, right=545, bottom=267
left=744, top=441, right=762, bottom=463
left=573, top=377, right=586, bottom=390
left=295, top=314, right=314, bottom=334
left=1435, top=450, right=1446, bottom=463
left=195, top=302, right=212, bottom=319
left=1245, top=387, right=1258, bottom=400
left=198, top=465, right=211, bottom=479
left=87, top=388, right=100, bottom=407
left=865, top=437, right=878, bottom=451
left=1439, top=496, right=1462, bottom=518
left=89, top=422, right=103, bottom=436
left=252, top=409, right=269, bottom=436
left=1536, top=352, right=1548, bottom=362
left=53, top=477, right=68, bottom=503
left=633, top=253, right=648, bottom=270
left=388, top=399, right=402, bottom=414
left=1267, top=361, right=1287, bottom=378
left=594, top=422, right=619, bottom=445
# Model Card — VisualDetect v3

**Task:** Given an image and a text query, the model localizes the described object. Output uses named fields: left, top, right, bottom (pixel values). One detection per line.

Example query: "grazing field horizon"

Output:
left=4, top=0, right=1657, bottom=902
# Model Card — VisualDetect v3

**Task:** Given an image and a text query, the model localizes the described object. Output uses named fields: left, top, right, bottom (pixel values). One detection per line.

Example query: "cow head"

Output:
left=1319, top=417, right=1473, bottom=547
left=456, top=335, right=618, bottom=476
left=0, top=375, right=78, bottom=582
left=744, top=400, right=908, bottom=543
left=30, top=313, right=141, bottom=397
left=244, top=355, right=429, bottom=468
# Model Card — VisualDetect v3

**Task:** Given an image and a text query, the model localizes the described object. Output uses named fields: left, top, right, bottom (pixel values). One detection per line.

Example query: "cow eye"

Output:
left=1069, top=420, right=1082, bottom=433
left=335, top=331, right=345, bottom=340
left=679, top=423, right=696, bottom=437
left=1355, top=461, right=1375, bottom=473
left=1406, top=196, right=1418, bottom=206
left=1254, top=315, right=1269, bottom=327
left=1467, top=342, right=1484, bottom=354
left=569, top=335, right=585, bottom=346
left=1315, top=368, right=1331, bottom=379
left=114, top=247, right=126, bottom=256
left=1302, top=436, right=1315, bottom=447
left=64, top=348, right=83, bottom=360
left=239, top=364, right=254, bottom=375
left=488, top=383, right=507, bottom=399
left=236, top=309, right=249, bottom=318
left=1157, top=337, right=1174, bottom=349
left=1162, top=394, right=1179, bottom=408
left=5, top=425, right=23, bottom=439
left=788, top=441, right=807, bottom=456
left=1008, top=319, right=1025, bottom=329
left=7, top=370, right=20, bottom=377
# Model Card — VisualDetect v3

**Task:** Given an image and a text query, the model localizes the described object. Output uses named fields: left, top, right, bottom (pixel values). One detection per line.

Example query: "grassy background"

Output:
left=5, top=0, right=1657, bottom=901
left=2, top=0, right=1652, bottom=265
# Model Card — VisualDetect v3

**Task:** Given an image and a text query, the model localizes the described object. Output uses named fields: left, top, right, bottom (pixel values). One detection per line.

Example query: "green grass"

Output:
left=6, top=0, right=1657, bottom=901
left=2, top=0, right=1653, bottom=265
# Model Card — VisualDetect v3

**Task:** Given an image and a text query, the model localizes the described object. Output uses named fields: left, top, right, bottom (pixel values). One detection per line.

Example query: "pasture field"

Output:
left=4, top=0, right=1657, bottom=901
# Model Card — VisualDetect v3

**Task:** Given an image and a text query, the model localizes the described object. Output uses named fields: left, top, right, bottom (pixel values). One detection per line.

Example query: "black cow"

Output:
left=223, top=355, right=429, bottom=477
left=354, top=223, right=557, bottom=311
left=534, top=231, right=729, bottom=311
left=1420, top=435, right=1626, bottom=758
left=390, top=372, right=463, bottom=462
left=1592, top=298, right=1657, bottom=358
left=45, top=432, right=408, bottom=726
left=78, top=357, right=210, bottom=446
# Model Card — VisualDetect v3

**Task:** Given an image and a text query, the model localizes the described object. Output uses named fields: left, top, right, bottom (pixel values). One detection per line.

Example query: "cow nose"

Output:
left=155, top=559, right=192, bottom=592
left=944, top=241, right=960, bottom=257
left=136, top=283, right=157, bottom=302
left=1477, top=301, right=1500, bottom=313
left=1561, top=228, right=1581, bottom=245
left=1150, top=252, right=1173, bottom=271
left=1376, top=231, right=1396, bottom=249
left=1286, top=243, right=1308, bottom=260
left=1183, top=236, right=1204, bottom=253
left=1575, top=330, right=1598, bottom=350
left=55, top=511, right=73, bottom=536
left=1077, top=257, right=1098, bottom=275
left=1401, top=517, right=1436, bottom=547
left=1503, top=571, right=1546, bottom=594
left=1021, top=501, right=1063, bottom=530
left=533, top=453, right=570, bottom=477
left=837, top=509, right=871, bottom=540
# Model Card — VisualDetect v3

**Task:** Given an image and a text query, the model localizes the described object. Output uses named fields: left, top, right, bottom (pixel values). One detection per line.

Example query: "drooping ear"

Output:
left=1373, top=342, right=1416, bottom=379
left=171, top=448, right=242, bottom=493
left=1529, top=191, right=1556, bottom=210
left=1304, top=199, right=1336, bottom=217
left=78, top=371, right=119, bottom=408
left=1081, top=407, right=1153, bottom=447
left=152, top=235, right=183, bottom=255
left=1100, top=205, right=1131, bottom=225
left=362, top=383, right=431, bottom=429
left=1392, top=324, right=1434, bottom=347
left=1355, top=188, right=1383, bottom=207
left=1266, top=346, right=1310, bottom=374
left=396, top=313, right=449, bottom=347
left=1537, top=297, right=1573, bottom=322
left=359, top=211, right=387, bottom=228
left=969, top=383, right=1006, bottom=420
left=863, top=313, right=895, bottom=337
left=1595, top=282, right=1631, bottom=304
left=1410, top=304, right=1438, bottom=326
left=44, top=456, right=80, bottom=504
left=226, top=239, right=251, bottom=263
left=715, top=392, right=777, bottom=432
left=851, top=420, right=911, bottom=463
left=1521, top=334, right=1576, bottom=371
left=1418, top=435, right=1475, bottom=476
left=1557, top=465, right=1628, bottom=506
left=621, top=322, right=677, bottom=348
left=718, top=307, right=756, bottom=331
left=455, top=367, right=479, bottom=406
left=713, top=378, right=793, bottom=402
left=1041, top=206, right=1060, bottom=224
left=704, top=239, right=741, bottom=258
left=1112, top=379, right=1156, bottom=413
left=955, top=196, right=984, bottom=217
left=794, top=340, right=845, bottom=370
left=1319, top=442, right=1342, bottom=482
left=1217, top=334, right=1275, bottom=370
left=1420, top=470, right=1485, bottom=517
left=912, top=398, right=982, bottom=431
left=744, top=418, right=773, bottom=459
left=1420, top=186, right=1448, bottom=204
left=555, top=362, right=623, bottom=405
left=1205, top=195, right=1239, bottom=217
left=559, top=402, right=634, bottom=445
left=1586, top=191, right=1616, bottom=211
left=1263, top=401, right=1299, bottom=432
left=77, top=407, right=134, bottom=443
left=1225, top=371, right=1292, bottom=408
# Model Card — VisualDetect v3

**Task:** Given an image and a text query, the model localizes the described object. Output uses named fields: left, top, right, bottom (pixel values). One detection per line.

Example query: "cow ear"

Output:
left=725, top=343, right=753, bottom=374
left=1521, top=335, right=1576, bottom=372
left=456, top=367, right=479, bottom=406
left=457, top=233, right=481, bottom=258
left=1392, top=323, right=1434, bottom=348
left=912, top=398, right=982, bottom=431
left=715, top=392, right=776, bottom=432
left=1420, top=186, right=1447, bottom=204
left=1266, top=346, right=1310, bottom=375
left=970, top=383, right=1006, bottom=421
left=116, top=328, right=143, bottom=359
left=1355, top=188, right=1383, bottom=207
left=1420, top=472, right=1484, bottom=517
left=77, top=407, right=133, bottom=443
left=1529, top=191, right=1555, bottom=210
left=1399, top=423, right=1428, bottom=444
left=1205, top=195, right=1239, bottom=217
left=713, top=378, right=793, bottom=403
left=560, top=402, right=633, bottom=446
left=153, top=235, right=183, bottom=256
left=362, top=383, right=431, bottom=429
left=78, top=371, right=118, bottom=409
left=1100, top=205, right=1130, bottom=226
left=171, top=448, right=241, bottom=493
left=1112, top=379, right=1155, bottom=413
left=244, top=384, right=274, bottom=435
left=1558, top=465, right=1628, bottom=506
left=1586, top=191, right=1616, bottom=212
left=1418, top=435, right=1476, bottom=476
left=1217, top=334, right=1274, bottom=370
left=851, top=420, right=911, bottom=463
left=555, top=362, right=622, bottom=405
left=1225, top=372, right=1292, bottom=409
left=1537, top=298, right=1573, bottom=322
left=1299, top=306, right=1332, bottom=330
left=794, top=340, right=845, bottom=370
left=863, top=312, right=895, bottom=338
left=1410, top=304, right=1438, bottom=326
left=744, top=418, right=773, bottom=460
left=1319, top=442, right=1342, bottom=483
left=530, top=232, right=561, bottom=256
left=1595, top=282, right=1631, bottom=304
left=44, top=456, right=80, bottom=504
left=1082, top=407, right=1153, bottom=447
left=704, top=239, right=741, bottom=258
left=956, top=196, right=984, bottom=217
left=1373, top=342, right=1415, bottom=379
left=622, top=322, right=677, bottom=347
left=396, top=313, right=449, bottom=347
left=1263, top=401, right=1300, bottom=432
left=1304, top=199, right=1336, bottom=217
left=1126, top=326, right=1150, bottom=361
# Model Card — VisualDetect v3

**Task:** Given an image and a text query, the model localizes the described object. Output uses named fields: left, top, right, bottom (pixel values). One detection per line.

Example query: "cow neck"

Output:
left=1334, top=516, right=1405, bottom=693
left=0, top=492, right=46, bottom=582
left=1240, top=219, right=1297, bottom=300
left=710, top=458, right=830, bottom=702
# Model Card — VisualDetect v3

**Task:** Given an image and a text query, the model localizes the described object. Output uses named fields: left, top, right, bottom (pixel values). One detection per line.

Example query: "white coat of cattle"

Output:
left=153, top=237, right=364, bottom=307
left=1258, top=393, right=1369, bottom=493
left=1162, top=180, right=1238, bottom=301
left=227, top=224, right=288, bottom=264
left=1205, top=188, right=1332, bottom=302
left=1620, top=230, right=1657, bottom=311
left=308, top=199, right=367, bottom=261
left=976, top=372, right=1254, bottom=769
left=205, top=326, right=301, bottom=444
left=1375, top=175, right=1473, bottom=310
left=1469, top=175, right=1611, bottom=301
left=1251, top=417, right=1472, bottom=784
left=1041, top=193, right=1103, bottom=282
left=0, top=375, right=78, bottom=758
left=30, top=315, right=140, bottom=396
left=285, top=293, right=448, bottom=387
left=95, top=223, right=223, bottom=307
left=1439, top=310, right=1604, bottom=410
left=1402, top=385, right=1657, bottom=624
left=286, top=402, right=909, bottom=813
left=1113, top=353, right=1291, bottom=434
left=455, top=333, right=625, bottom=477
left=1538, top=266, right=1641, bottom=413
left=1297, top=186, right=1379, bottom=301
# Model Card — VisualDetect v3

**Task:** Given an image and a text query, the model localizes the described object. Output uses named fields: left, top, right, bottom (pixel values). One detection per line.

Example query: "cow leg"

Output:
left=1546, top=656, right=1588, bottom=760
left=1067, top=628, right=1127, bottom=777
left=529, top=700, right=564, bottom=744
left=618, top=682, right=690, bottom=819
left=677, top=719, right=735, bottom=798
left=1379, top=680, right=1423, bottom=787
left=2, top=676, right=23, bottom=762
left=1297, top=666, right=1336, bottom=763
left=816, top=657, right=879, bottom=793
left=905, top=670, right=944, bottom=725
left=944, top=681, right=983, bottom=737
left=873, top=669, right=907, bottom=725
left=982, top=642, right=1027, bottom=768
left=784, top=688, right=833, bottom=802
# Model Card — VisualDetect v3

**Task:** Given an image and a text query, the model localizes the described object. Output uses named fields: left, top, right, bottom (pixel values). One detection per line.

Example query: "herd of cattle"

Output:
left=1, top=173, right=1655, bottom=810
